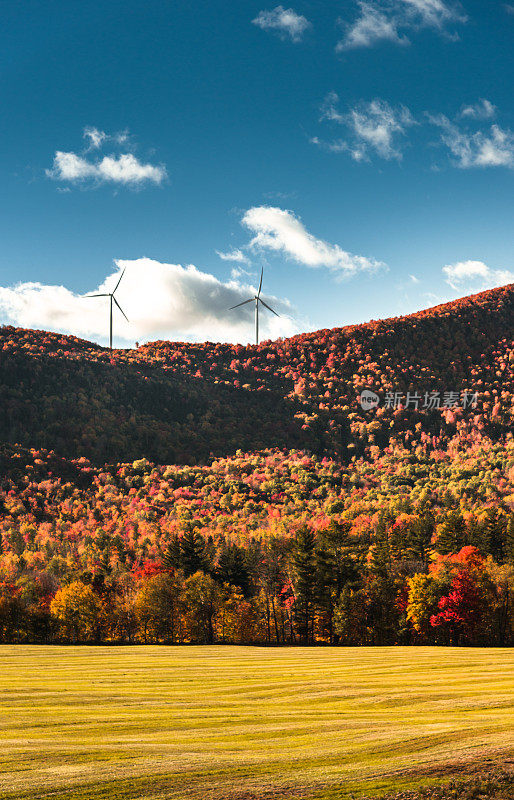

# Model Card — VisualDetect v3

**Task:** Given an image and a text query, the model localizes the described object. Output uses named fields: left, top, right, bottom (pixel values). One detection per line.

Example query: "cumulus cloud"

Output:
left=460, top=99, right=496, bottom=120
left=241, top=206, right=385, bottom=276
left=46, top=128, right=166, bottom=188
left=252, top=6, right=311, bottom=41
left=46, top=152, right=167, bottom=186
left=0, top=259, right=296, bottom=346
left=337, top=0, right=466, bottom=51
left=429, top=115, right=514, bottom=168
left=216, top=248, right=251, bottom=265
left=442, top=260, right=514, bottom=290
left=314, top=94, right=415, bottom=161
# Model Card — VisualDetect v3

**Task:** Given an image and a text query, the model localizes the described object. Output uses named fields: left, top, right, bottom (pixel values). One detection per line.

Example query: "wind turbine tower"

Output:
left=229, top=267, right=279, bottom=346
left=85, top=268, right=129, bottom=350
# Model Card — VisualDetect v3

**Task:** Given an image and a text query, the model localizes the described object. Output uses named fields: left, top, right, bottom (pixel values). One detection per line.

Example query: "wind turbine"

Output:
left=229, top=267, right=279, bottom=346
left=85, top=269, right=129, bottom=350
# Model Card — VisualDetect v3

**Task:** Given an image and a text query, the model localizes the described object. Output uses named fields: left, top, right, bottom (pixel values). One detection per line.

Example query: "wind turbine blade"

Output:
left=112, top=268, right=125, bottom=295
left=229, top=298, right=253, bottom=310
left=258, top=298, right=279, bottom=317
left=257, top=267, right=263, bottom=298
left=85, top=293, right=109, bottom=298
left=113, top=296, right=129, bottom=321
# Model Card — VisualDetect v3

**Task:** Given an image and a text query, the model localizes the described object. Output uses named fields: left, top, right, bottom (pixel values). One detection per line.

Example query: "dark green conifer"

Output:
left=435, top=511, right=466, bottom=554
left=180, top=526, right=207, bottom=576
left=216, top=543, right=250, bottom=595
left=291, top=527, right=317, bottom=644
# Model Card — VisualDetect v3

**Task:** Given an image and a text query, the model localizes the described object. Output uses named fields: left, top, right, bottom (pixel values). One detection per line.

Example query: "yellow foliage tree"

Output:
left=134, top=572, right=184, bottom=643
left=50, top=581, right=103, bottom=642
left=182, top=571, right=221, bottom=644
left=406, top=573, right=440, bottom=637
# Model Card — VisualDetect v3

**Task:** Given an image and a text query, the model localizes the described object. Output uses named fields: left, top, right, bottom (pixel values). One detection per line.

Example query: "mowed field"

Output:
left=0, top=646, right=512, bottom=800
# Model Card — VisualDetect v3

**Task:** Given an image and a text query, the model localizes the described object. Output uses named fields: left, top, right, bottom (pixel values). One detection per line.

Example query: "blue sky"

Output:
left=1, top=0, right=513, bottom=345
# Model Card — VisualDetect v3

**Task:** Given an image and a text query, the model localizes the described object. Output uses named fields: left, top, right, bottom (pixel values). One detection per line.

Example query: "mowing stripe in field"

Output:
left=0, top=646, right=512, bottom=799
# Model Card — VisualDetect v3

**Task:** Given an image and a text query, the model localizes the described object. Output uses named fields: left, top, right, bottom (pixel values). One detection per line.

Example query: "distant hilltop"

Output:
left=1, top=282, right=513, bottom=465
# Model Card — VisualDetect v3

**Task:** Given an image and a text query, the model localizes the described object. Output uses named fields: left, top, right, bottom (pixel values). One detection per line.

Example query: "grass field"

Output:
left=0, top=646, right=512, bottom=800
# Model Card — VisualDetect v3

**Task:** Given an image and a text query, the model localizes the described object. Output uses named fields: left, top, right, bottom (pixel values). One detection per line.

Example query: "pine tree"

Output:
left=291, top=527, right=317, bottom=644
left=482, top=509, right=507, bottom=564
left=216, top=543, right=250, bottom=596
left=162, top=535, right=181, bottom=572
left=409, top=512, right=435, bottom=565
left=180, top=526, right=207, bottom=577
left=366, top=515, right=401, bottom=644
left=506, top=515, right=514, bottom=565
left=315, top=521, right=360, bottom=643
left=435, top=511, right=466, bottom=555
left=370, top=515, right=392, bottom=576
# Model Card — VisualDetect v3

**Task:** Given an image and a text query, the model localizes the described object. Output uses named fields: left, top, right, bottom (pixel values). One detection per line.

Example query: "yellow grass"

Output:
left=0, top=645, right=512, bottom=799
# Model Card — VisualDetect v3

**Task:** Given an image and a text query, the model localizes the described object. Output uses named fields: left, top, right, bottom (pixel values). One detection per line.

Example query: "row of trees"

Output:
left=2, top=519, right=513, bottom=646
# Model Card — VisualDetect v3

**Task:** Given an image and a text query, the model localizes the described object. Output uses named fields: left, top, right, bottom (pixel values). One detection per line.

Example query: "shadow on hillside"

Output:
left=0, top=351, right=343, bottom=464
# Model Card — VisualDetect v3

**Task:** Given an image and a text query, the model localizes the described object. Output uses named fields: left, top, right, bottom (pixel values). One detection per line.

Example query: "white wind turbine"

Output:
left=229, top=267, right=279, bottom=346
left=85, top=268, right=129, bottom=350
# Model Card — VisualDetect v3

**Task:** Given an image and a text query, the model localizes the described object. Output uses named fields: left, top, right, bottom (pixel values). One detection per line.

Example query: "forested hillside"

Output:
left=0, top=284, right=513, bottom=646
left=1, top=283, right=513, bottom=463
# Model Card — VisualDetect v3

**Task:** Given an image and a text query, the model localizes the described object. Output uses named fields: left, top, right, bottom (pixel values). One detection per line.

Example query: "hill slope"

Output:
left=1, top=283, right=513, bottom=463
left=1, top=284, right=514, bottom=646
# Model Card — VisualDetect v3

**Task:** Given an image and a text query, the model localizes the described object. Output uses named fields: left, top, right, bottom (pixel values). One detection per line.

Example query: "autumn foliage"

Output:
left=0, top=284, right=513, bottom=644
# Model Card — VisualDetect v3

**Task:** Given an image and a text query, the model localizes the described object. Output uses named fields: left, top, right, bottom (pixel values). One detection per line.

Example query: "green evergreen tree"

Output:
left=481, top=509, right=507, bottom=564
left=291, top=527, right=317, bottom=644
left=162, top=534, right=181, bottom=572
left=315, top=521, right=361, bottom=643
left=506, top=515, right=514, bottom=565
left=366, top=516, right=401, bottom=644
left=435, top=511, right=466, bottom=554
left=408, top=512, right=435, bottom=565
left=216, top=543, right=250, bottom=596
left=180, top=526, right=207, bottom=577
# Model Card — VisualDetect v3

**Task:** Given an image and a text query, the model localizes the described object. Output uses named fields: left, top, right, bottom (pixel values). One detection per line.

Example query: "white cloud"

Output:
left=337, top=0, right=466, bottom=51
left=230, top=266, right=255, bottom=280
left=83, top=126, right=130, bottom=150
left=442, top=260, right=514, bottom=290
left=83, top=126, right=107, bottom=150
left=461, top=99, right=496, bottom=120
left=216, top=248, right=251, bottom=265
left=46, top=152, right=167, bottom=186
left=252, top=6, right=311, bottom=41
left=401, top=0, right=464, bottom=27
left=337, top=3, right=406, bottom=50
left=315, top=94, right=415, bottom=161
left=320, top=91, right=345, bottom=125
left=46, top=128, right=166, bottom=188
left=0, top=259, right=297, bottom=346
left=430, top=115, right=514, bottom=168
left=241, top=206, right=385, bottom=276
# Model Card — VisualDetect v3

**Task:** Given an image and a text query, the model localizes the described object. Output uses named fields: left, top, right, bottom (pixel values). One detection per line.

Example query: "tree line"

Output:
left=2, top=515, right=513, bottom=646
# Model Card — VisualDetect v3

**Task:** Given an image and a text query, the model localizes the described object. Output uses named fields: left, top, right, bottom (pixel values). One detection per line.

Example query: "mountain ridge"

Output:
left=1, top=282, right=512, bottom=465
left=2, top=281, right=513, bottom=355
